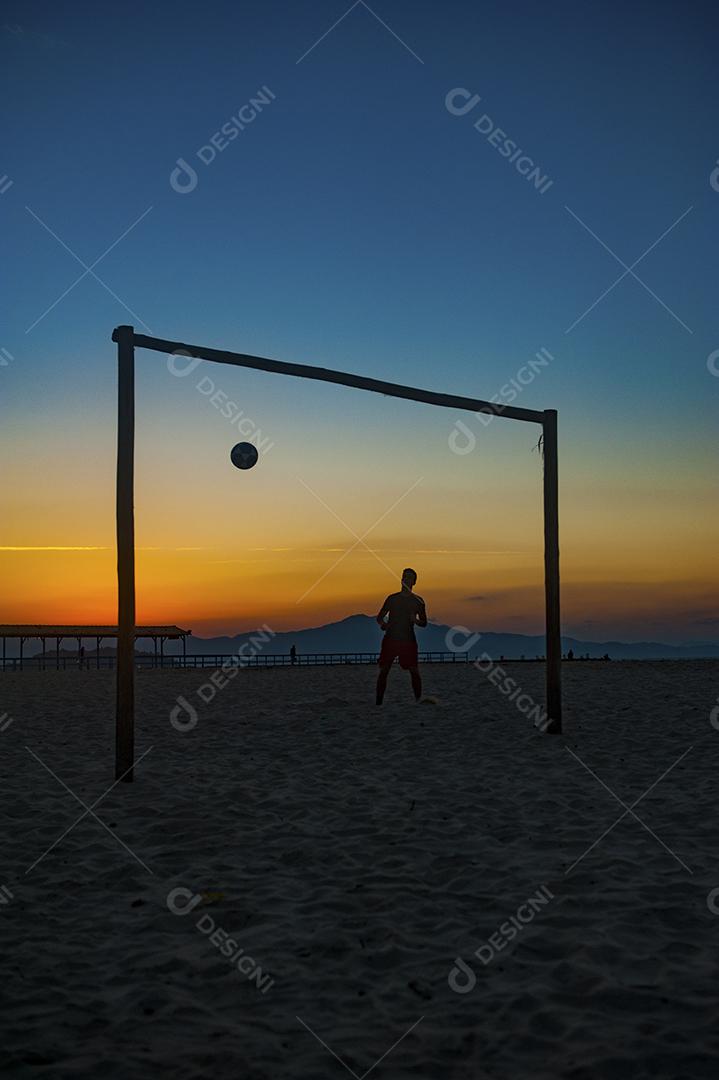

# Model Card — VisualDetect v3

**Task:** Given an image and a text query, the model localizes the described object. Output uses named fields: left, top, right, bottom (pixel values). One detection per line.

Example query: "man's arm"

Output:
left=376, top=596, right=391, bottom=630
left=415, top=596, right=428, bottom=627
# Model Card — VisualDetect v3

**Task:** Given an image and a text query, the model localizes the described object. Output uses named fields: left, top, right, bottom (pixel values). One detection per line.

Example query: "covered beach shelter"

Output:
left=0, top=625, right=190, bottom=669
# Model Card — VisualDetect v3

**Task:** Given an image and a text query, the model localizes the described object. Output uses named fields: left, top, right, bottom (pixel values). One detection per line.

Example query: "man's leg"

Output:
left=408, top=666, right=422, bottom=702
left=376, top=663, right=392, bottom=705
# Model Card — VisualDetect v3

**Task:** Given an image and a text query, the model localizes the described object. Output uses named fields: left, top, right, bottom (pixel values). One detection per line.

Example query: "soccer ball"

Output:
left=230, top=442, right=259, bottom=470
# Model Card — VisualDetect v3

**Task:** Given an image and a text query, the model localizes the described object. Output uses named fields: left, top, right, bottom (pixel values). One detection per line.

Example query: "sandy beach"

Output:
left=2, top=660, right=718, bottom=1078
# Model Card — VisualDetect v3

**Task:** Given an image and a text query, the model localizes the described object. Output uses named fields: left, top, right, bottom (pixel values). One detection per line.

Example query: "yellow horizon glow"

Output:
left=0, top=533, right=715, bottom=639
left=2, top=384, right=715, bottom=641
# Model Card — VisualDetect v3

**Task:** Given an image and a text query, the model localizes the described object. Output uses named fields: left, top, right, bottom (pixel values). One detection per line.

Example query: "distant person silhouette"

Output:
left=375, top=568, right=427, bottom=704
left=290, top=644, right=297, bottom=666
left=567, top=648, right=574, bottom=661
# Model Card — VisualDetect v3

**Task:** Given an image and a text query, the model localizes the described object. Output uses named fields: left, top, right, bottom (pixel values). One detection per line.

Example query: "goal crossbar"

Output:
left=113, top=325, right=562, bottom=780
left=117, top=330, right=546, bottom=425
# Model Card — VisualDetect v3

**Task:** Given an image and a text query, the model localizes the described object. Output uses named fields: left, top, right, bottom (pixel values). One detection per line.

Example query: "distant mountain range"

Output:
left=180, top=614, right=719, bottom=660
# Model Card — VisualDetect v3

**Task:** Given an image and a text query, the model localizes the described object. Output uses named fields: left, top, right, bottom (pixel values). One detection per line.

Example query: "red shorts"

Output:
left=378, top=637, right=419, bottom=670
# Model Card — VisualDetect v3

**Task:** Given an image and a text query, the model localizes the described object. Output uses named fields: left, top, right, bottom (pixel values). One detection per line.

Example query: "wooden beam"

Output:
left=115, top=330, right=545, bottom=425
left=115, top=326, right=136, bottom=780
left=542, top=410, right=562, bottom=733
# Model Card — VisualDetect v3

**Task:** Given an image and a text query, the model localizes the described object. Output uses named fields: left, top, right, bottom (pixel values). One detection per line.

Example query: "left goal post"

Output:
left=115, top=325, right=136, bottom=780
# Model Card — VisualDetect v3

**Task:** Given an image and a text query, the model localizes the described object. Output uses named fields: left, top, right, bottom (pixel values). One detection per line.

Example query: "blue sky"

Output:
left=1, top=0, right=717, bottom=641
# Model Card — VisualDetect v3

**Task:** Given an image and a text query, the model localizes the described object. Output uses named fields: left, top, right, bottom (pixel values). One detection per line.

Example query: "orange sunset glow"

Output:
left=3, top=406, right=715, bottom=643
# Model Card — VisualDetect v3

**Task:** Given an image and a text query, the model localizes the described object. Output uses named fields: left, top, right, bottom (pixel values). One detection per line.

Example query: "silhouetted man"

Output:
left=376, top=568, right=427, bottom=704
left=290, top=644, right=297, bottom=665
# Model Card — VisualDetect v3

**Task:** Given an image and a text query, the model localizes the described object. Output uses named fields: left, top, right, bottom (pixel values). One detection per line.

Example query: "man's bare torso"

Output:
left=380, top=591, right=425, bottom=641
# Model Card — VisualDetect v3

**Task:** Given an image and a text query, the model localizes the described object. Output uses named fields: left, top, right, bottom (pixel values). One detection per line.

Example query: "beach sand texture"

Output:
left=1, top=660, right=718, bottom=1078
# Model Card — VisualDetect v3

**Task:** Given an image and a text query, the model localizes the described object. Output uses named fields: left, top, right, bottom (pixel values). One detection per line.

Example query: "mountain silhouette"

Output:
left=181, top=614, right=719, bottom=660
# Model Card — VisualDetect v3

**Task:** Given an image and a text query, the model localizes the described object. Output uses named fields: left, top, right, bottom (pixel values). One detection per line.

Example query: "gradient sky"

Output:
left=1, top=0, right=717, bottom=643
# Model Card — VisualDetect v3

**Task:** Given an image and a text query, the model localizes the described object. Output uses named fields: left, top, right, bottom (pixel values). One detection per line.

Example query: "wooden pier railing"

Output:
left=0, top=650, right=523, bottom=672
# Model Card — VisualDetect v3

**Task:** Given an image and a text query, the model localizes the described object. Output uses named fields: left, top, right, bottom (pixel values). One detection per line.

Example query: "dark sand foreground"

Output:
left=1, top=661, right=718, bottom=1078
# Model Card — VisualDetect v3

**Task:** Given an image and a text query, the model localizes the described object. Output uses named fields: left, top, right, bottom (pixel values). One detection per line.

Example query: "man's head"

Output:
left=401, top=567, right=417, bottom=591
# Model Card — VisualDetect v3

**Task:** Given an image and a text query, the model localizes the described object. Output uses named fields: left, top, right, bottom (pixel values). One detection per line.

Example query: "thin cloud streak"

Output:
left=0, top=545, right=206, bottom=552
left=0, top=546, right=109, bottom=551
